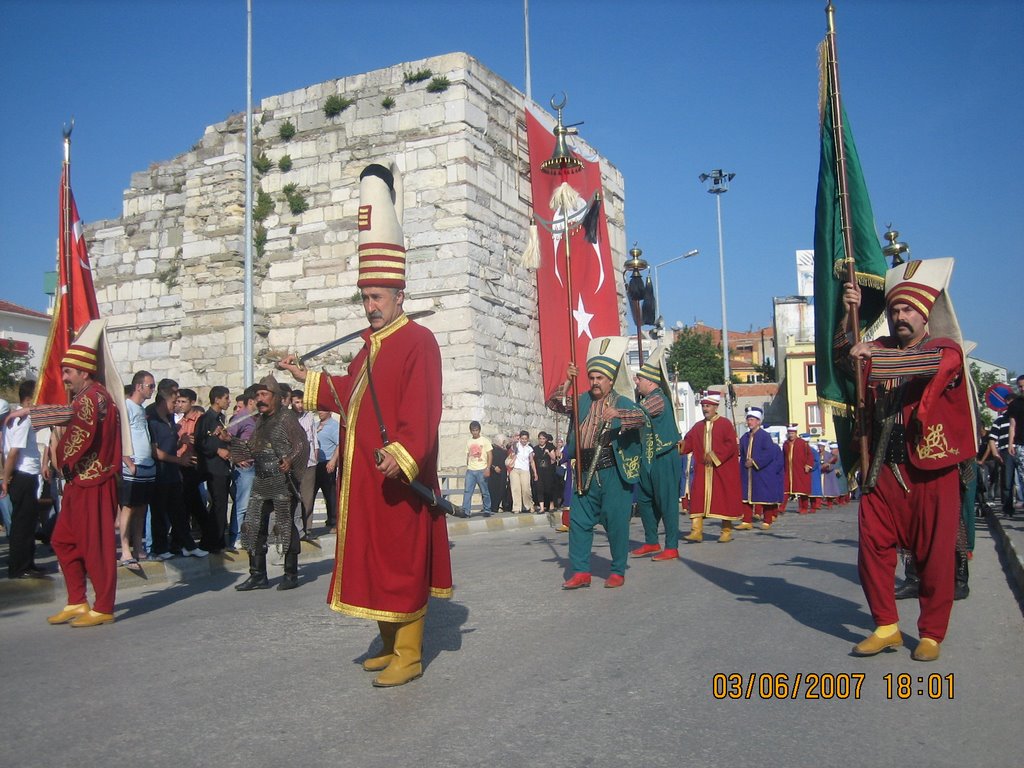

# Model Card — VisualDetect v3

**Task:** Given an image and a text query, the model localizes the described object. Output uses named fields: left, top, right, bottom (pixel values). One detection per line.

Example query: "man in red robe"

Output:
left=839, top=259, right=975, bottom=662
left=279, top=162, right=452, bottom=687
left=678, top=392, right=743, bottom=543
left=31, top=320, right=123, bottom=627
left=782, top=424, right=813, bottom=513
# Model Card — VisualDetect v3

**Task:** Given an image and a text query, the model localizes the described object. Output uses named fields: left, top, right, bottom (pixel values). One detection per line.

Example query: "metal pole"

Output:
left=243, top=0, right=254, bottom=385
left=523, top=0, right=532, bottom=101
left=714, top=191, right=734, bottom=422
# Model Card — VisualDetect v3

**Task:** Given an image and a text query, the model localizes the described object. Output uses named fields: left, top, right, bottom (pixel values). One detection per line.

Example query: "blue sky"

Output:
left=1, top=1, right=1021, bottom=372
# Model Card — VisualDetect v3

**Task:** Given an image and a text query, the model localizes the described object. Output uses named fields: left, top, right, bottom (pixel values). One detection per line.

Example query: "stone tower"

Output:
left=87, top=52, right=626, bottom=471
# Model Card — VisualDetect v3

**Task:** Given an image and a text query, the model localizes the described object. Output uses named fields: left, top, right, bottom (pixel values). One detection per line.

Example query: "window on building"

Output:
left=807, top=402, right=822, bottom=430
left=805, top=363, right=816, bottom=385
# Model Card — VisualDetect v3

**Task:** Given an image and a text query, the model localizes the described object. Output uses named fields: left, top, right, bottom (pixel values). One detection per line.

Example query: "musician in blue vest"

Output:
left=547, top=337, right=642, bottom=589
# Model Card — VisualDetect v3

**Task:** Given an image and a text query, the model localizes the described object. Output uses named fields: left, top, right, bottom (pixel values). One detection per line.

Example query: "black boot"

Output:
left=954, top=550, right=970, bottom=600
left=894, top=557, right=920, bottom=600
left=277, top=552, right=299, bottom=591
left=235, top=552, right=270, bottom=591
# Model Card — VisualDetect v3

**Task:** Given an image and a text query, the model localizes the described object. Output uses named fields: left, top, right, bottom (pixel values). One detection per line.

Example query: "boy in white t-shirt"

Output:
left=462, top=421, right=493, bottom=516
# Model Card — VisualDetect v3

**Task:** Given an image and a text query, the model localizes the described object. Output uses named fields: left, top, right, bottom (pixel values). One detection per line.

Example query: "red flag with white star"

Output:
left=525, top=107, right=620, bottom=401
left=34, top=164, right=101, bottom=405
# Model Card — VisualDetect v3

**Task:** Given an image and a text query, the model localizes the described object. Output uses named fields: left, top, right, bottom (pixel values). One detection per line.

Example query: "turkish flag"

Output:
left=526, top=107, right=620, bottom=401
left=34, top=165, right=101, bottom=405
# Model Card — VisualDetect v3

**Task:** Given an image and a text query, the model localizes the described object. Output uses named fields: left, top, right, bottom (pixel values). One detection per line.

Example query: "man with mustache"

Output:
left=226, top=374, right=308, bottom=591
left=278, top=162, right=451, bottom=687
left=838, top=259, right=975, bottom=662
left=546, top=337, right=642, bottom=589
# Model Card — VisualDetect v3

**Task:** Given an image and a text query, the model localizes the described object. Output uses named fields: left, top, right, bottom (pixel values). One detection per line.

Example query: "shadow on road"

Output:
left=683, top=558, right=870, bottom=643
left=773, top=555, right=860, bottom=586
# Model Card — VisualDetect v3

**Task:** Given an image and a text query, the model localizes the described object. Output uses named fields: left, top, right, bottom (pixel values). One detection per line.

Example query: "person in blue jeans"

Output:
left=227, top=387, right=258, bottom=548
left=462, top=421, right=492, bottom=516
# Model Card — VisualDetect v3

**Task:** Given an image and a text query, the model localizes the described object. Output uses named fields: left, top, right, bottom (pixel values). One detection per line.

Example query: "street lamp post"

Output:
left=652, top=249, right=699, bottom=322
left=699, top=169, right=736, bottom=422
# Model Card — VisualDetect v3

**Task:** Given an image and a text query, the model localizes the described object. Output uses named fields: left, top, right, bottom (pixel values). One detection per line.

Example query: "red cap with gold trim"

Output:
left=61, top=319, right=105, bottom=374
left=356, top=163, right=406, bottom=290
left=883, top=258, right=962, bottom=344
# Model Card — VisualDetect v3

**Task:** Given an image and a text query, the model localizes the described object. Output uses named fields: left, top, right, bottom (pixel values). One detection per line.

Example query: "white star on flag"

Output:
left=572, top=294, right=595, bottom=340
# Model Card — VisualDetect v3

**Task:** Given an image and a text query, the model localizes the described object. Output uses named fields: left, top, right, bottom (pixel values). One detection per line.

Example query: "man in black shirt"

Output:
left=1006, top=375, right=1024, bottom=513
left=198, top=386, right=232, bottom=552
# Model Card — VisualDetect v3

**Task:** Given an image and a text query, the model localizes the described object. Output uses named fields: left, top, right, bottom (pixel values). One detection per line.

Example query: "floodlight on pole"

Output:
left=699, top=169, right=735, bottom=422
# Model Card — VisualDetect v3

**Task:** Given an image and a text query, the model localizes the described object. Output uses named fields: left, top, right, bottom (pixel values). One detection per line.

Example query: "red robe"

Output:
left=33, top=381, right=122, bottom=614
left=783, top=437, right=813, bottom=497
left=679, top=415, right=743, bottom=521
left=304, top=315, right=452, bottom=622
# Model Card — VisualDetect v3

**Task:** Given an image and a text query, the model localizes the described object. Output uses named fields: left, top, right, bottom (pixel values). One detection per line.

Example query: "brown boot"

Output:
left=683, top=516, right=704, bottom=543
left=718, top=520, right=734, bottom=543
left=373, top=617, right=425, bottom=687
left=362, top=621, right=399, bottom=671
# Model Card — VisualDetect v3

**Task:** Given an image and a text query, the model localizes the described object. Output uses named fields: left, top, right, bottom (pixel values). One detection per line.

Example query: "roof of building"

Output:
left=0, top=300, right=50, bottom=320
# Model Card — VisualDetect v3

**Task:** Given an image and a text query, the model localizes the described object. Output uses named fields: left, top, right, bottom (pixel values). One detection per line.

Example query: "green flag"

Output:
left=813, top=45, right=888, bottom=468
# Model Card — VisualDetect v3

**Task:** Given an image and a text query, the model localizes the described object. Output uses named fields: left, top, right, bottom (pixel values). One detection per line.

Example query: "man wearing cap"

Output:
left=278, top=162, right=452, bottom=687
left=678, top=392, right=743, bottom=542
left=736, top=406, right=784, bottom=530
left=546, top=337, right=643, bottom=588
left=629, top=348, right=682, bottom=561
left=225, top=375, right=308, bottom=592
left=839, top=259, right=975, bottom=662
left=782, top=425, right=814, bottom=514
left=30, top=320, right=123, bottom=627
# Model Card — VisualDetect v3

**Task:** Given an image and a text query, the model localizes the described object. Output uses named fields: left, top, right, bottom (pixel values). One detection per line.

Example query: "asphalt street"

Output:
left=2, top=503, right=1020, bottom=768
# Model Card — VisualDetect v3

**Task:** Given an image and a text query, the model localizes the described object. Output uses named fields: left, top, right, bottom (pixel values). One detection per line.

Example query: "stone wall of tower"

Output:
left=87, top=52, right=626, bottom=472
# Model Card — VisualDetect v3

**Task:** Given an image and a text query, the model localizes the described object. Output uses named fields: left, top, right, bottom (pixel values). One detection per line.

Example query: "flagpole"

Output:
left=824, top=1, right=870, bottom=479
left=243, top=0, right=254, bottom=385
left=541, top=97, right=584, bottom=491
left=61, top=121, right=75, bottom=345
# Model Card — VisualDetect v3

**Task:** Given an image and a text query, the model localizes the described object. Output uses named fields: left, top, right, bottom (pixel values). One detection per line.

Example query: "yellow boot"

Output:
left=362, top=621, right=398, bottom=671
left=718, top=520, right=734, bottom=543
left=373, top=617, right=424, bottom=687
left=47, top=603, right=89, bottom=625
left=683, top=516, right=704, bottom=543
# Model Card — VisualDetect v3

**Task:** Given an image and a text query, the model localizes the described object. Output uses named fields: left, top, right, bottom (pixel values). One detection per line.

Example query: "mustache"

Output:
left=368, top=311, right=383, bottom=320
left=894, top=321, right=913, bottom=331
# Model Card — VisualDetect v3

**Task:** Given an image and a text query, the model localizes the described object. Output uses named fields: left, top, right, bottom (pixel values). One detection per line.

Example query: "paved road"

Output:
left=2, top=503, right=1020, bottom=768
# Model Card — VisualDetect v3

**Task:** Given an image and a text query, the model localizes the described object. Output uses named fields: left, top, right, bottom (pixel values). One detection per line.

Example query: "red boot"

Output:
left=562, top=572, right=592, bottom=590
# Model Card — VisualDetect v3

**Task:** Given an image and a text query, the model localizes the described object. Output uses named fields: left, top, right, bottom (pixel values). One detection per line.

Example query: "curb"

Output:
left=983, top=505, right=1024, bottom=596
left=0, top=512, right=556, bottom=609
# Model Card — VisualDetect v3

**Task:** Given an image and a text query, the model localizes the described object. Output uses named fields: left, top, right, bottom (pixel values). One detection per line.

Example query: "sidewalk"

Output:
left=0, top=509, right=557, bottom=609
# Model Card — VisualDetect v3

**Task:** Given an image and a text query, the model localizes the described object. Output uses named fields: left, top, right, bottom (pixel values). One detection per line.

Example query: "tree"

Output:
left=666, top=327, right=725, bottom=393
left=755, top=359, right=777, bottom=383
left=969, top=362, right=1002, bottom=429
left=0, top=342, right=36, bottom=399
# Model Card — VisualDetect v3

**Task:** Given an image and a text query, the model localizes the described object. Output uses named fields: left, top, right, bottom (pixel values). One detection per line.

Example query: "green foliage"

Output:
left=0, top=343, right=36, bottom=395
left=426, top=75, right=450, bottom=93
left=754, top=360, right=776, bottom=383
left=381, top=96, right=396, bottom=110
left=278, top=119, right=296, bottom=141
left=277, top=154, right=292, bottom=173
left=253, top=189, right=273, bottom=222
left=157, top=261, right=180, bottom=289
left=253, top=152, right=272, bottom=174
left=970, top=362, right=1002, bottom=428
left=324, top=94, right=354, bottom=117
left=281, top=183, right=308, bottom=215
left=666, top=327, right=726, bottom=393
left=403, top=68, right=432, bottom=84
left=254, top=224, right=267, bottom=258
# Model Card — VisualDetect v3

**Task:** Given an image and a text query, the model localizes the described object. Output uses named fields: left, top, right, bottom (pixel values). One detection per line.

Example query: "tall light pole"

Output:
left=652, top=248, right=699, bottom=323
left=699, top=169, right=735, bottom=422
